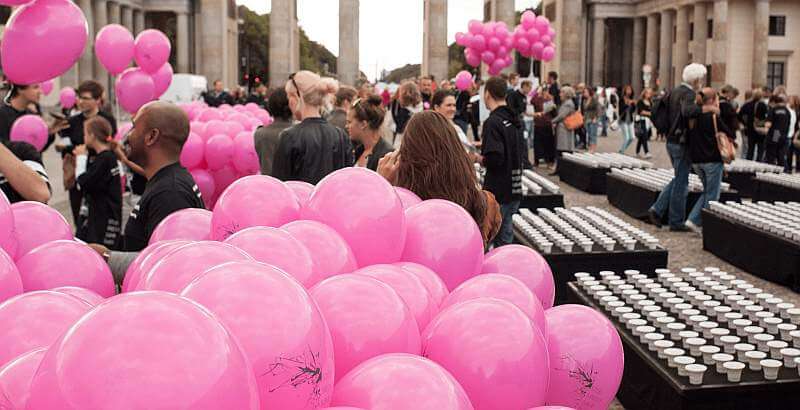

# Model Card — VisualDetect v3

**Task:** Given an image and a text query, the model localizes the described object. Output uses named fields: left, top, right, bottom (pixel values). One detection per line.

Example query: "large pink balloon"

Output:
left=210, top=164, right=238, bottom=199
left=150, top=62, right=173, bottom=97
left=40, top=79, right=54, bottom=96
left=441, top=273, right=547, bottom=338
left=94, top=24, right=134, bottom=75
left=287, top=180, right=314, bottom=207
left=331, top=354, right=473, bottom=410
left=394, top=261, right=448, bottom=308
left=180, top=131, right=205, bottom=169
left=137, top=241, right=252, bottom=292
left=148, top=208, right=211, bottom=244
left=16, top=240, right=115, bottom=297
left=282, top=220, right=358, bottom=287
left=310, top=274, right=421, bottom=380
left=521, top=10, right=537, bottom=30
left=354, top=264, right=437, bottom=331
left=10, top=114, right=48, bottom=151
left=400, top=200, right=483, bottom=291
left=59, top=87, right=76, bottom=109
left=0, top=347, right=46, bottom=410
left=454, top=71, right=472, bottom=92
left=302, top=168, right=406, bottom=267
left=190, top=168, right=215, bottom=203
left=134, top=29, right=171, bottom=73
left=233, top=131, right=259, bottom=175
left=182, top=261, right=335, bottom=409
left=115, top=121, right=132, bottom=141
left=212, top=175, right=300, bottom=240
left=198, top=108, right=224, bottom=122
left=0, top=191, right=16, bottom=258
left=468, top=20, right=483, bottom=35
left=481, top=244, right=556, bottom=309
left=1, top=0, right=88, bottom=85
left=0, top=249, right=22, bottom=304
left=51, top=286, right=105, bottom=306
left=224, top=227, right=314, bottom=287
left=422, top=298, right=549, bottom=410
left=10, top=201, right=72, bottom=261
left=205, top=134, right=234, bottom=170
left=0, top=291, right=92, bottom=367
left=395, top=186, right=422, bottom=209
left=544, top=305, right=624, bottom=410
left=26, top=292, right=260, bottom=410
left=115, top=67, right=155, bottom=114
left=122, top=240, right=190, bottom=292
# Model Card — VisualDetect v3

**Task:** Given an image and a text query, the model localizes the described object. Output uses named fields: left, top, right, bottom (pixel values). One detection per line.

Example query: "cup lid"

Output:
left=654, top=340, right=675, bottom=348
left=754, top=333, right=774, bottom=341
left=781, top=348, right=800, bottom=356
left=699, top=345, right=720, bottom=353
left=745, top=350, right=767, bottom=359
left=778, top=323, right=797, bottom=330
left=686, top=337, right=706, bottom=346
left=664, top=347, right=685, bottom=355
left=760, top=359, right=783, bottom=368
left=723, top=361, right=745, bottom=370
left=720, top=335, right=740, bottom=343
left=712, top=353, right=734, bottom=361
left=767, top=340, right=789, bottom=348
left=684, top=363, right=707, bottom=373
left=674, top=356, right=695, bottom=364
left=734, top=343, right=755, bottom=351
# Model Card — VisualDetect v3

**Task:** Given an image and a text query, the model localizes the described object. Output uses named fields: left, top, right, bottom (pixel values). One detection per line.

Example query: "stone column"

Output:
left=422, top=0, right=447, bottom=82
left=134, top=8, right=145, bottom=34
left=591, top=17, right=605, bottom=86
left=693, top=2, right=708, bottom=65
left=176, top=12, right=190, bottom=73
left=560, top=0, right=583, bottom=84
left=269, top=0, right=298, bottom=87
left=78, top=0, right=94, bottom=82
left=752, top=0, right=770, bottom=88
left=711, top=0, right=728, bottom=89
left=632, top=17, right=645, bottom=92
left=338, top=0, right=359, bottom=86
left=673, top=6, right=690, bottom=84
left=108, top=1, right=120, bottom=25
left=93, top=0, right=109, bottom=93
left=121, top=5, right=132, bottom=32
left=645, top=14, right=659, bottom=72
left=659, top=10, right=673, bottom=87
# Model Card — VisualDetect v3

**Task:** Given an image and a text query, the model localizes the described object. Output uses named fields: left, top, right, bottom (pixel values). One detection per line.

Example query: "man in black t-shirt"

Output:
left=764, top=95, right=791, bottom=167
left=0, top=83, right=67, bottom=145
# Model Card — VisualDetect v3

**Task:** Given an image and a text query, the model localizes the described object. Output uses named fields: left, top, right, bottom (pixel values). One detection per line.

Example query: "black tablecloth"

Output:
left=514, top=229, right=668, bottom=305
left=569, top=283, right=800, bottom=410
left=606, top=174, right=740, bottom=222
left=752, top=179, right=800, bottom=202
left=702, top=209, right=800, bottom=291
left=724, top=172, right=757, bottom=198
left=520, top=193, right=565, bottom=211
left=557, top=159, right=609, bottom=194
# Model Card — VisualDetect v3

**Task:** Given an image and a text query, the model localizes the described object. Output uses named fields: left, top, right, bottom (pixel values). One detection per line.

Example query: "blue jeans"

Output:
left=619, top=121, right=635, bottom=153
left=585, top=122, right=598, bottom=146
left=494, top=200, right=521, bottom=247
left=650, top=143, right=691, bottom=228
left=688, top=162, right=724, bottom=227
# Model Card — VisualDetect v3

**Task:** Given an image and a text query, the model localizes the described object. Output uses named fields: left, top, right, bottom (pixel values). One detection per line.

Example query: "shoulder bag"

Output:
left=713, top=114, right=736, bottom=164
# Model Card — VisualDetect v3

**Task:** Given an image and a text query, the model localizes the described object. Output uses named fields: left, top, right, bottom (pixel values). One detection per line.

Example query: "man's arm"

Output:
left=0, top=143, right=50, bottom=203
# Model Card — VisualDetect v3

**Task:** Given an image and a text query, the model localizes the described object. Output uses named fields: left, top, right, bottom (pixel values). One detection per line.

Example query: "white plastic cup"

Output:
left=781, top=348, right=800, bottom=368
left=665, top=348, right=686, bottom=368
left=768, top=340, right=789, bottom=359
left=745, top=350, right=767, bottom=371
left=734, top=343, right=755, bottom=362
left=724, top=361, right=746, bottom=382
left=685, top=363, right=707, bottom=385
left=754, top=333, right=775, bottom=352
left=645, top=333, right=665, bottom=351
left=761, top=359, right=782, bottom=380
left=627, top=318, right=647, bottom=331
left=713, top=353, right=734, bottom=373
left=763, top=317, right=783, bottom=334
left=667, top=322, right=687, bottom=340
left=733, top=319, right=754, bottom=337
left=710, top=327, right=731, bottom=344
left=621, top=312, right=641, bottom=324
left=685, top=337, right=707, bottom=356
left=699, top=345, right=721, bottom=365
left=655, top=340, right=676, bottom=358
left=779, top=323, right=798, bottom=340
left=699, top=321, right=719, bottom=339
left=786, top=308, right=800, bottom=325
left=720, top=335, right=741, bottom=354
left=791, top=330, right=800, bottom=348
left=675, top=356, right=695, bottom=376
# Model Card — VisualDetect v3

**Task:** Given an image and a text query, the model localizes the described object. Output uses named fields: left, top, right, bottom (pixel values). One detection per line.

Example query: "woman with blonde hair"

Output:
left=271, top=70, right=354, bottom=184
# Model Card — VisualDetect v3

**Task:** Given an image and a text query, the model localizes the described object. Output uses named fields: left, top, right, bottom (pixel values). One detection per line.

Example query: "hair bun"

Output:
left=317, top=77, right=339, bottom=95
left=366, top=94, right=383, bottom=106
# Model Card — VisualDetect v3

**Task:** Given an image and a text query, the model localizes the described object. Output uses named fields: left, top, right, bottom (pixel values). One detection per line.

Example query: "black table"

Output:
left=606, top=173, right=741, bottom=222
left=702, top=209, right=800, bottom=291
left=569, top=282, right=800, bottom=410
left=752, top=179, right=800, bottom=202
left=514, top=229, right=668, bottom=305
left=520, top=192, right=565, bottom=211
left=724, top=171, right=758, bottom=198
left=557, top=159, right=609, bottom=194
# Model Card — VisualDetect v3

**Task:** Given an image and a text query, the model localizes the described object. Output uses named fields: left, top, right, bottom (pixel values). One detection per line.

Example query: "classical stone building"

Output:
left=541, top=0, right=800, bottom=96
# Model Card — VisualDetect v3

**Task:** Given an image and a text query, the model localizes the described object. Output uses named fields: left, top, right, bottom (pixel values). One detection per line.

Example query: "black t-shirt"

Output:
left=0, top=102, right=34, bottom=143
left=63, top=111, right=118, bottom=148
left=0, top=141, right=50, bottom=203
left=121, top=162, right=205, bottom=251
left=76, top=150, right=122, bottom=248
left=480, top=106, right=524, bottom=204
left=767, top=105, right=791, bottom=144
left=455, top=91, right=471, bottom=123
left=271, top=118, right=354, bottom=185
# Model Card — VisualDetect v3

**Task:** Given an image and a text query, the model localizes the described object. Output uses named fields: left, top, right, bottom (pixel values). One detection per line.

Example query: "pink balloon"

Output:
left=527, top=29, right=541, bottom=45
left=10, top=114, right=47, bottom=151
left=465, top=49, right=481, bottom=67
left=287, top=180, right=314, bottom=207
left=205, top=134, right=234, bottom=170
left=148, top=208, right=212, bottom=244
left=490, top=59, right=506, bottom=74
left=10, top=201, right=72, bottom=261
left=441, top=273, right=547, bottom=338
left=15, top=240, right=115, bottom=297
left=0, top=347, right=46, bottom=410
left=394, top=186, right=422, bottom=209
left=544, top=305, right=624, bottom=410
left=469, top=34, right=486, bottom=52
left=487, top=37, right=501, bottom=52
left=282, top=220, right=358, bottom=287
left=115, top=121, right=132, bottom=141
left=115, top=67, right=155, bottom=114
left=233, top=131, right=259, bottom=175
left=224, top=227, right=314, bottom=287
left=1, top=0, right=88, bottom=85
left=190, top=120, right=207, bottom=138
left=210, top=164, right=238, bottom=197
left=455, top=32, right=467, bottom=46
left=394, top=261, right=448, bottom=308
left=422, top=298, right=549, bottom=409
left=198, top=108, right=224, bottom=122
left=138, top=241, right=252, bottom=292
left=190, top=168, right=215, bottom=203
left=540, top=35, right=552, bottom=45
left=0, top=248, right=22, bottom=304
left=516, top=37, right=530, bottom=53
left=529, top=407, right=575, bottom=410
left=181, top=261, right=335, bottom=409
left=400, top=200, right=483, bottom=291
left=0, top=0, right=35, bottom=5
left=0, top=291, right=92, bottom=367
left=94, top=24, right=134, bottom=75
left=531, top=41, right=545, bottom=57
left=40, top=79, right=54, bottom=96
left=521, top=10, right=537, bottom=30
left=302, top=168, right=406, bottom=267
left=480, top=50, right=496, bottom=64
left=482, top=22, right=496, bottom=37
left=331, top=354, right=473, bottom=410
left=548, top=27, right=556, bottom=39
left=134, top=29, right=172, bottom=73
left=311, top=275, right=421, bottom=381
left=467, top=20, right=483, bottom=35
left=535, top=16, right=551, bottom=32
left=26, top=292, right=260, bottom=410
left=50, top=286, right=104, bottom=306
left=482, top=244, right=555, bottom=309
left=59, top=87, right=76, bottom=109
left=122, top=240, right=190, bottom=292
left=321, top=408, right=366, bottom=410
left=180, top=131, right=205, bottom=169
left=354, top=264, right=437, bottom=331
left=0, top=191, right=16, bottom=258
left=212, top=175, right=300, bottom=240
left=150, top=62, right=173, bottom=97
left=542, top=46, right=556, bottom=62
left=224, top=120, right=245, bottom=138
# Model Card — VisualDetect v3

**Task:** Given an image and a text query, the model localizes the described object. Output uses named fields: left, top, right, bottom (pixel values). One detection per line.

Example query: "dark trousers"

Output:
left=534, top=125, right=556, bottom=164
left=764, top=140, right=788, bottom=167
left=787, top=144, right=800, bottom=172
left=68, top=187, right=82, bottom=226
left=636, top=134, right=650, bottom=154
left=746, top=133, right=766, bottom=161
left=470, top=120, right=480, bottom=141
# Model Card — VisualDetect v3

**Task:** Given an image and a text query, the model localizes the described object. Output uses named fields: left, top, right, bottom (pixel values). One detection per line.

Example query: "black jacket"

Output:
left=666, top=84, right=703, bottom=144
left=480, top=105, right=524, bottom=204
left=688, top=111, right=734, bottom=164
left=719, top=98, right=738, bottom=134
left=203, top=91, right=234, bottom=107
left=271, top=118, right=354, bottom=184
left=506, top=90, right=527, bottom=120
left=354, top=138, right=394, bottom=171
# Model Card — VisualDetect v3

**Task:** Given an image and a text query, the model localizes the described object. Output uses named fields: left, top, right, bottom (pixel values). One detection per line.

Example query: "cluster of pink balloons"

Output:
left=178, top=101, right=273, bottom=209
left=456, top=20, right=515, bottom=75
left=454, top=70, right=473, bottom=91
left=514, top=10, right=557, bottom=62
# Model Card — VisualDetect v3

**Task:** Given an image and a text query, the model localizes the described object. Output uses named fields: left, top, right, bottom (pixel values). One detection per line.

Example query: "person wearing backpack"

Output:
left=648, top=63, right=717, bottom=231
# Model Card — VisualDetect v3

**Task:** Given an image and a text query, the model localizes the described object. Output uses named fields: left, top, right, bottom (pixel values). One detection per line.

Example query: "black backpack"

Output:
left=651, top=91, right=672, bottom=135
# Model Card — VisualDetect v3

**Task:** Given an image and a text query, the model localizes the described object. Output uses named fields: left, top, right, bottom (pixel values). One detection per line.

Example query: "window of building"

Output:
left=673, top=25, right=676, bottom=43
left=767, top=62, right=785, bottom=90
left=689, top=23, right=694, bottom=41
left=769, top=16, right=786, bottom=36
left=708, top=19, right=714, bottom=38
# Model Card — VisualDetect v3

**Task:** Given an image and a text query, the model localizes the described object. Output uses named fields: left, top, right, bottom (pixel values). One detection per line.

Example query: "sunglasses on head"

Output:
left=288, top=73, right=302, bottom=99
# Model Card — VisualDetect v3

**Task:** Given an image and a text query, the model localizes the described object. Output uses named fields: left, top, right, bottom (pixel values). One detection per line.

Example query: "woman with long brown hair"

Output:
left=378, top=111, right=501, bottom=244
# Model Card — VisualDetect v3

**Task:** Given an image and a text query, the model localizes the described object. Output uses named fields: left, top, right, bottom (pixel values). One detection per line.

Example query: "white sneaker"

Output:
left=685, top=221, right=702, bottom=235
left=644, top=153, right=653, bottom=159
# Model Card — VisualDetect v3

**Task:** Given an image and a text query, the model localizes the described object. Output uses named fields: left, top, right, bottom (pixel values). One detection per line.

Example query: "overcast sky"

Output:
left=236, top=0, right=541, bottom=80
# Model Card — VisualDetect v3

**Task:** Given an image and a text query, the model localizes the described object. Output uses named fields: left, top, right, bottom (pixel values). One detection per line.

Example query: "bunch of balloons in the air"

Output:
left=0, top=165, right=624, bottom=410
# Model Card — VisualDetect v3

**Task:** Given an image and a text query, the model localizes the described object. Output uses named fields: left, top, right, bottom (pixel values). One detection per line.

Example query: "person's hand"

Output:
left=48, top=118, right=69, bottom=135
left=377, top=151, right=400, bottom=185
left=73, top=144, right=87, bottom=156
left=470, top=152, right=483, bottom=164
left=88, top=243, right=110, bottom=262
